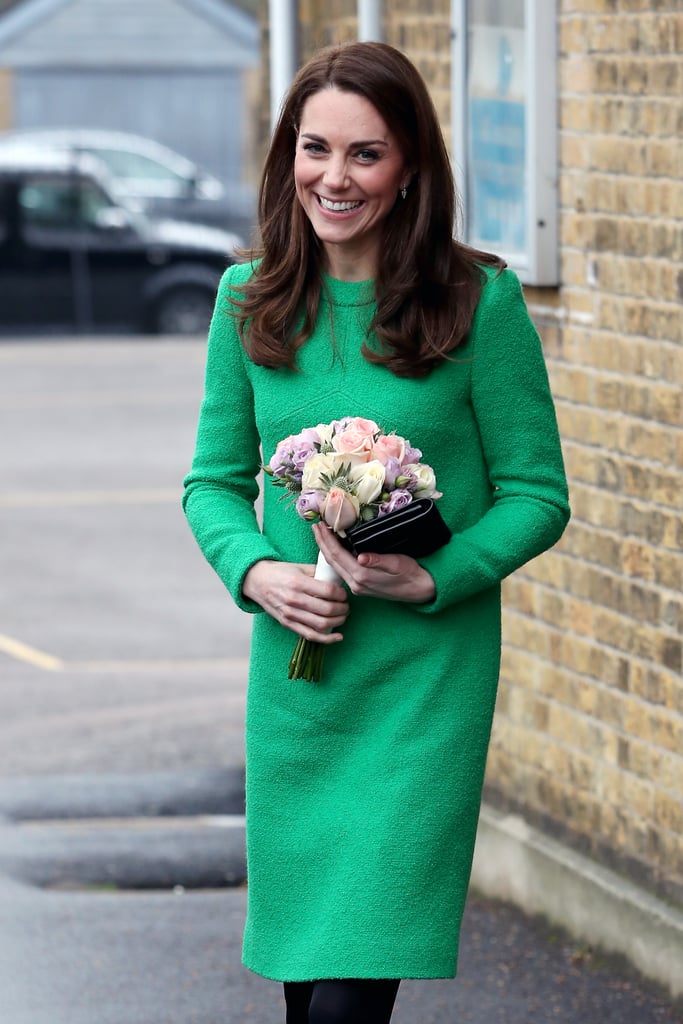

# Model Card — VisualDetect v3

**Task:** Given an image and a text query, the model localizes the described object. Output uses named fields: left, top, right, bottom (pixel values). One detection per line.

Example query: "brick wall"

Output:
left=264, top=0, right=683, bottom=907
left=488, top=1, right=682, bottom=908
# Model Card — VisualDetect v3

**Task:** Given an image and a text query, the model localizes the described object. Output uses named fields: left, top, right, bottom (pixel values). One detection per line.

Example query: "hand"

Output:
left=313, top=522, right=436, bottom=604
left=242, top=559, right=350, bottom=643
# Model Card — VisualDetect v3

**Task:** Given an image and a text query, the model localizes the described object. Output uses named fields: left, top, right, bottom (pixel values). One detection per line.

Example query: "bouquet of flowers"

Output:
left=264, top=416, right=443, bottom=682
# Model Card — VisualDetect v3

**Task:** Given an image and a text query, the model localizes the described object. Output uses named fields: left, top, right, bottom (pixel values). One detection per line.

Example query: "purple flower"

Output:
left=378, top=489, right=413, bottom=516
left=296, top=489, right=324, bottom=520
left=269, top=429, right=320, bottom=481
left=382, top=456, right=402, bottom=490
left=290, top=438, right=319, bottom=474
left=330, top=416, right=353, bottom=435
left=402, top=445, right=422, bottom=464
left=297, top=427, right=322, bottom=450
left=395, top=467, right=418, bottom=492
left=268, top=444, right=293, bottom=477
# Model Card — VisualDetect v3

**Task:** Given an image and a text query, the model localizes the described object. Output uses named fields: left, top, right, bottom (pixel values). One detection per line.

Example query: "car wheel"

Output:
left=154, top=286, right=215, bottom=335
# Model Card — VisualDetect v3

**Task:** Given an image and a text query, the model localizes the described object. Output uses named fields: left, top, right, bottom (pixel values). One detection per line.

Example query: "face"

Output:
left=294, top=87, right=409, bottom=277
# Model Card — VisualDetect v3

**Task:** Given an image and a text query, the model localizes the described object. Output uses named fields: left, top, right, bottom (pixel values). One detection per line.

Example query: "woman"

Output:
left=183, top=41, right=569, bottom=1024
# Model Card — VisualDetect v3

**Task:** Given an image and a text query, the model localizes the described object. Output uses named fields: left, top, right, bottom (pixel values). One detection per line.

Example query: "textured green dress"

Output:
left=183, top=261, right=570, bottom=982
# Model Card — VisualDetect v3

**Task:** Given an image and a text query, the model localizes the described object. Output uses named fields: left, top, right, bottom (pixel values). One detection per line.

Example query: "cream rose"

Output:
left=403, top=462, right=441, bottom=498
left=314, top=422, right=336, bottom=448
left=348, top=459, right=386, bottom=505
left=301, top=451, right=364, bottom=491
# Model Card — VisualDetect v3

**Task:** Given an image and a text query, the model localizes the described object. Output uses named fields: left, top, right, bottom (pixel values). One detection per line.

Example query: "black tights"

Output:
left=284, top=978, right=400, bottom=1024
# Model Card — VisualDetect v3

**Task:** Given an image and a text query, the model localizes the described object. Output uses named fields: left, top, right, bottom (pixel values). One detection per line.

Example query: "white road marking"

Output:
left=0, top=489, right=179, bottom=508
left=0, top=635, right=247, bottom=676
left=0, top=634, right=65, bottom=671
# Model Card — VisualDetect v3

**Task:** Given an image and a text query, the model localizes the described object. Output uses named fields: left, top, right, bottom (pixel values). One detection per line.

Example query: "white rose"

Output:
left=301, top=451, right=366, bottom=491
left=348, top=460, right=386, bottom=505
left=404, top=462, right=439, bottom=498
left=315, top=422, right=335, bottom=448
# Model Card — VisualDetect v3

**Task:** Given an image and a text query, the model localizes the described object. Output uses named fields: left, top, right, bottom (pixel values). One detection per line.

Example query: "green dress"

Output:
left=183, top=261, right=570, bottom=981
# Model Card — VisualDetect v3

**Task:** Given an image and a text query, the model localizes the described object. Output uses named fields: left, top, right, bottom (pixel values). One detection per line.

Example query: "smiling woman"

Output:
left=183, top=40, right=569, bottom=1024
left=293, top=89, right=410, bottom=280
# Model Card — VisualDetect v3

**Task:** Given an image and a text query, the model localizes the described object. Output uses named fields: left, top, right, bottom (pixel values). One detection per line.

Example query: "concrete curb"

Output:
left=471, top=803, right=683, bottom=1001
left=0, top=766, right=245, bottom=822
left=0, top=814, right=247, bottom=890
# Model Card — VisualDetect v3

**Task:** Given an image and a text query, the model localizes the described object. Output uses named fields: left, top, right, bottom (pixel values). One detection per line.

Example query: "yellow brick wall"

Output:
left=487, top=0, right=682, bottom=909
left=297, top=0, right=452, bottom=140
left=262, top=1, right=683, bottom=907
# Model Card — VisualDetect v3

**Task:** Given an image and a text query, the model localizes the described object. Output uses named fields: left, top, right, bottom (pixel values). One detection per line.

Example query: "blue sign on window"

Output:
left=468, top=95, right=526, bottom=254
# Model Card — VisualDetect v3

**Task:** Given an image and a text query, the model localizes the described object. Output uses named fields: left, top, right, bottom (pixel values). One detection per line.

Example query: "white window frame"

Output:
left=451, top=0, right=559, bottom=285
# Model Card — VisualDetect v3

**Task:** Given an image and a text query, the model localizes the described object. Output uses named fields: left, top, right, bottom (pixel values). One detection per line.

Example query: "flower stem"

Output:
left=286, top=550, right=341, bottom=682
left=288, top=636, right=325, bottom=682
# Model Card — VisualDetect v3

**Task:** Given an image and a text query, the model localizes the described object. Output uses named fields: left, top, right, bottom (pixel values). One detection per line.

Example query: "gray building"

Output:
left=0, top=0, right=260, bottom=193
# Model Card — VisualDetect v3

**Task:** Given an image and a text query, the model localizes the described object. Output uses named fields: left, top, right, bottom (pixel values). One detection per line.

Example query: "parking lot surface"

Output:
left=0, top=337, right=680, bottom=1023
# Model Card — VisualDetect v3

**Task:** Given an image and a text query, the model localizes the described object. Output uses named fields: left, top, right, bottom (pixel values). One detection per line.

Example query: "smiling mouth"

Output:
left=317, top=196, right=364, bottom=213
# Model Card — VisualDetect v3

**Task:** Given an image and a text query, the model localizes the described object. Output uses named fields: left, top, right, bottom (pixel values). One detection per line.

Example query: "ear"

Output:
left=403, top=168, right=417, bottom=190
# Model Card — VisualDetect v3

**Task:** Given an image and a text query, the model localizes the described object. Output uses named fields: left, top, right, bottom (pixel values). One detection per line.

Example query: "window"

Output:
left=19, top=175, right=115, bottom=244
left=20, top=179, right=78, bottom=229
left=451, top=0, right=558, bottom=285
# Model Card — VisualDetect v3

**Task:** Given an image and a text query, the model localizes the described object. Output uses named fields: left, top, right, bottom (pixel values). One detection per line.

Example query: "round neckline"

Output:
left=321, top=272, right=375, bottom=307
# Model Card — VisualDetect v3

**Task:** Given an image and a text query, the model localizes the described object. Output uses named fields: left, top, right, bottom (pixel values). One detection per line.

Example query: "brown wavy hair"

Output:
left=234, top=41, right=505, bottom=378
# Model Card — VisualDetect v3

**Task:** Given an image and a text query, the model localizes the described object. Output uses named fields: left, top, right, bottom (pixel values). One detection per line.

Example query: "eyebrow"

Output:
left=300, top=132, right=389, bottom=148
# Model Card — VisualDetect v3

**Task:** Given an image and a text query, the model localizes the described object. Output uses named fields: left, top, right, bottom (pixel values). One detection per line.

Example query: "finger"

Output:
left=356, top=551, right=403, bottom=574
left=287, top=562, right=347, bottom=602
left=284, top=603, right=349, bottom=642
left=313, top=522, right=357, bottom=574
left=279, top=583, right=349, bottom=620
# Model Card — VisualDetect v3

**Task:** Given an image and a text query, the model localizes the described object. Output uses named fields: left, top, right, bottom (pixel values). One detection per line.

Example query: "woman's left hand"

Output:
left=313, top=522, right=436, bottom=604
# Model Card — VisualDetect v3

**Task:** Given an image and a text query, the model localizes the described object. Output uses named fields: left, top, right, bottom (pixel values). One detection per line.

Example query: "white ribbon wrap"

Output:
left=314, top=549, right=343, bottom=585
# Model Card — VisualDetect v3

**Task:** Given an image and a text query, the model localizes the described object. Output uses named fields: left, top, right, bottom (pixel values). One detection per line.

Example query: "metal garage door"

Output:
left=14, top=67, right=247, bottom=188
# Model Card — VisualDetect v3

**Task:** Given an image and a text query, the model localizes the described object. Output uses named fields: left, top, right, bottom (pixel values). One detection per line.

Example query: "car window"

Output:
left=20, top=178, right=77, bottom=229
left=92, top=148, right=187, bottom=184
left=79, top=180, right=116, bottom=226
left=18, top=175, right=118, bottom=243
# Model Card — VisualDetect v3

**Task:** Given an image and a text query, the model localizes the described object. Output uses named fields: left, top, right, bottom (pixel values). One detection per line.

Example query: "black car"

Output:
left=0, top=128, right=257, bottom=240
left=0, top=147, right=242, bottom=334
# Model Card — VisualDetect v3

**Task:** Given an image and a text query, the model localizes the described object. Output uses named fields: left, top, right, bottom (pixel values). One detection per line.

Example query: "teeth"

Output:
left=319, top=197, right=362, bottom=212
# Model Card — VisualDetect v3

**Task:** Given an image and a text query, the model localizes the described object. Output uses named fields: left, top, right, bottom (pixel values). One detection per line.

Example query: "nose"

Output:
left=323, top=155, right=349, bottom=190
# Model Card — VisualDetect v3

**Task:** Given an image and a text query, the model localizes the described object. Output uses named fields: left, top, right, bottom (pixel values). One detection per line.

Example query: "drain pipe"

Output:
left=268, top=0, right=298, bottom=130
left=358, top=0, right=382, bottom=41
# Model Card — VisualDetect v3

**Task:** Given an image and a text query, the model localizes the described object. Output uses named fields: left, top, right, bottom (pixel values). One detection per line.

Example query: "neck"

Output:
left=323, top=241, right=378, bottom=282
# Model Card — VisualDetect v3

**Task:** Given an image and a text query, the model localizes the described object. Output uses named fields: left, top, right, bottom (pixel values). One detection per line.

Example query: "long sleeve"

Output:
left=415, top=268, right=570, bottom=614
left=182, top=264, right=280, bottom=613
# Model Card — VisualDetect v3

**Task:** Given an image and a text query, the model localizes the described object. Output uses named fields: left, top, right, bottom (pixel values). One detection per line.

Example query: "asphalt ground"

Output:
left=0, top=336, right=680, bottom=1023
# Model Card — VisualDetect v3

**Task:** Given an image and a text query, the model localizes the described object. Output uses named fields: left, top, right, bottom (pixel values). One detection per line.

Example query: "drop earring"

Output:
left=400, top=185, right=408, bottom=200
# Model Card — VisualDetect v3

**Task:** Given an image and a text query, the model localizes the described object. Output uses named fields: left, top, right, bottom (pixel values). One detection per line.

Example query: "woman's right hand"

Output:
left=242, top=560, right=350, bottom=643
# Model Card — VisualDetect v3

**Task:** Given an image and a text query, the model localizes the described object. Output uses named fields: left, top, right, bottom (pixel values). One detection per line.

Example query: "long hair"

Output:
left=235, top=41, right=504, bottom=378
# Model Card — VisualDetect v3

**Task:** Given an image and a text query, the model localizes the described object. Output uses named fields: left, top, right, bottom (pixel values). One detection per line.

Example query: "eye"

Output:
left=356, top=149, right=380, bottom=162
left=302, top=142, right=326, bottom=155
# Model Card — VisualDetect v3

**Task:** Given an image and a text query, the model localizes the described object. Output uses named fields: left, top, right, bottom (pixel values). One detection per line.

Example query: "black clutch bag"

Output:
left=344, top=498, right=451, bottom=558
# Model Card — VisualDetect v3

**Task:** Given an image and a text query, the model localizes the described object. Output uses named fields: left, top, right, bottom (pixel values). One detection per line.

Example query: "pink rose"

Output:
left=332, top=417, right=379, bottom=458
left=371, top=432, right=405, bottom=465
left=321, top=487, right=360, bottom=534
